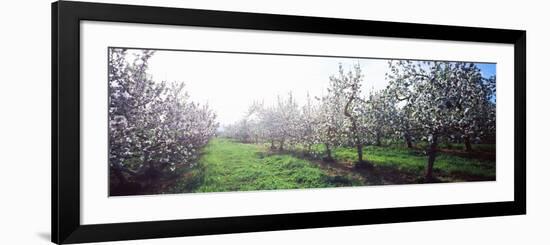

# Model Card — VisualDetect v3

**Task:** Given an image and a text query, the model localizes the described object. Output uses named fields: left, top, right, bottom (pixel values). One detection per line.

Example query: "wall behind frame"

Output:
left=0, top=0, right=546, bottom=244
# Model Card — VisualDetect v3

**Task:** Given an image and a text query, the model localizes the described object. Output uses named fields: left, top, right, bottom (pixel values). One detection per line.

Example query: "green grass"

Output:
left=168, top=139, right=495, bottom=194
left=169, top=138, right=360, bottom=193
left=417, top=142, right=496, bottom=152
left=312, top=144, right=495, bottom=180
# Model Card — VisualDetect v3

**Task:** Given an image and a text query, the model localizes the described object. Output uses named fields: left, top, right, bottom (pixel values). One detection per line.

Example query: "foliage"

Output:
left=108, top=49, right=497, bottom=194
left=108, top=48, right=218, bottom=195
left=223, top=60, right=496, bottom=181
left=386, top=60, right=496, bottom=179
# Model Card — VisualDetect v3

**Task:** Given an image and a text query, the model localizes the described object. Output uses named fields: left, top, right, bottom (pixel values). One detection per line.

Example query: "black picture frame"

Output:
left=52, top=1, right=526, bottom=244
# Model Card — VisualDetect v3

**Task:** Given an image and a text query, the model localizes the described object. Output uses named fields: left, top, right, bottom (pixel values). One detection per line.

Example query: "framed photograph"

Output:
left=52, top=1, right=526, bottom=244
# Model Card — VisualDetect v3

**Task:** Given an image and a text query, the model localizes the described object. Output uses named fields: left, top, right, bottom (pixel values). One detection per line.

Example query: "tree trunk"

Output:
left=349, top=120, right=364, bottom=162
left=325, top=144, right=333, bottom=161
left=343, top=92, right=366, bottom=164
left=425, top=135, right=438, bottom=181
left=278, top=139, right=284, bottom=151
left=375, top=132, right=381, bottom=146
left=270, top=140, right=275, bottom=149
left=405, top=134, right=413, bottom=148
left=112, top=164, right=128, bottom=185
left=464, top=137, right=472, bottom=152
left=110, top=166, right=142, bottom=196
left=356, top=143, right=363, bottom=163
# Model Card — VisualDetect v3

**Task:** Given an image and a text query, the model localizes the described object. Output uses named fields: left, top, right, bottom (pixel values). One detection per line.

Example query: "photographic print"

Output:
left=108, top=47, right=496, bottom=196
left=53, top=3, right=525, bottom=243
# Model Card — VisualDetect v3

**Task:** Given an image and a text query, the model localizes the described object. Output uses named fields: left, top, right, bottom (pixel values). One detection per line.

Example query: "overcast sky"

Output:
left=140, top=49, right=495, bottom=126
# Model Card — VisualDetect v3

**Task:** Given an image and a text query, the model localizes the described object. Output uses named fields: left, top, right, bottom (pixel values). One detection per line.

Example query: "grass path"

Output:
left=187, top=138, right=360, bottom=193
left=169, top=138, right=495, bottom=194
